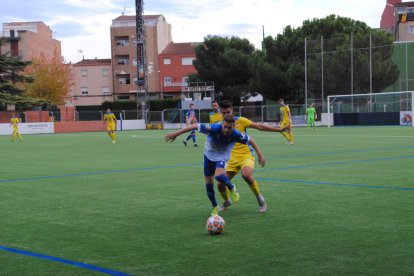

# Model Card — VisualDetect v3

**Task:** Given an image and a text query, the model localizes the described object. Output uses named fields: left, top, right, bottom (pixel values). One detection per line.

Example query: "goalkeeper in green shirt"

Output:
left=306, top=103, right=317, bottom=130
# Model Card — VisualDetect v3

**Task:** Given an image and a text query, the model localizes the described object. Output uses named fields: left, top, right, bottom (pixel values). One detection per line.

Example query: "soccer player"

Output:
left=306, top=103, right=317, bottom=130
left=10, top=113, right=23, bottom=142
left=103, top=108, right=117, bottom=144
left=183, top=103, right=198, bottom=147
left=278, top=98, right=294, bottom=145
left=209, top=100, right=223, bottom=124
left=165, top=114, right=265, bottom=216
left=217, top=100, right=288, bottom=213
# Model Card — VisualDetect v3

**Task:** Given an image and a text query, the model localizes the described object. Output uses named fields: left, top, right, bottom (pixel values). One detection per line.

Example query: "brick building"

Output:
left=380, top=0, right=414, bottom=41
left=68, top=59, right=113, bottom=107
left=158, top=42, right=200, bottom=99
left=110, top=14, right=172, bottom=101
left=0, top=21, right=61, bottom=60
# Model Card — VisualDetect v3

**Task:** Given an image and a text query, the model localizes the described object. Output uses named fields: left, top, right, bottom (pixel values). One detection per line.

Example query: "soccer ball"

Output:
left=206, top=215, right=225, bottom=235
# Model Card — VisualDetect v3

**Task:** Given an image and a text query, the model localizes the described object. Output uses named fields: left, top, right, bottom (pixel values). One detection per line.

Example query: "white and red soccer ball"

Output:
left=206, top=215, right=225, bottom=235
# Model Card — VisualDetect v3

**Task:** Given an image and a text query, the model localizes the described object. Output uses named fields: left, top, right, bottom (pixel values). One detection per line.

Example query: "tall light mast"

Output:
left=135, top=0, right=148, bottom=121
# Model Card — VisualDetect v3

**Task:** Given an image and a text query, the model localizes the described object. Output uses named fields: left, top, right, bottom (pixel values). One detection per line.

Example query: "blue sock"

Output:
left=215, top=174, right=234, bottom=190
left=205, top=183, right=217, bottom=207
left=192, top=134, right=196, bottom=144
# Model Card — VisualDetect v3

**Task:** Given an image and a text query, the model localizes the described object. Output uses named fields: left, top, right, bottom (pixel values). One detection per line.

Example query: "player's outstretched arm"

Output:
left=165, top=124, right=198, bottom=142
left=248, top=137, right=265, bottom=167
left=250, top=122, right=289, bottom=133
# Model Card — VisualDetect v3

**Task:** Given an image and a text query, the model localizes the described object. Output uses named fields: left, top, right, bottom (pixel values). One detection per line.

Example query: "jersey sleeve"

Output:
left=233, top=129, right=249, bottom=144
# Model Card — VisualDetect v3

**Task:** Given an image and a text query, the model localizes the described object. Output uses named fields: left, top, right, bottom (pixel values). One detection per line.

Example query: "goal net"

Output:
left=327, top=91, right=413, bottom=127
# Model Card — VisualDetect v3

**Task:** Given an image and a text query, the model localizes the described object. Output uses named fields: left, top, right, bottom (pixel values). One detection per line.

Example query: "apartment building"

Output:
left=0, top=21, right=61, bottom=60
left=158, top=42, right=200, bottom=99
left=381, top=0, right=414, bottom=41
left=68, top=59, right=113, bottom=106
left=110, top=14, right=172, bottom=101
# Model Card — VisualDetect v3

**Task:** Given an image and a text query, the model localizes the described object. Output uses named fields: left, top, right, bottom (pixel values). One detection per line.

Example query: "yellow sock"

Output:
left=281, top=132, right=289, bottom=140
left=289, top=132, right=294, bottom=143
left=219, top=187, right=230, bottom=201
left=249, top=180, right=261, bottom=196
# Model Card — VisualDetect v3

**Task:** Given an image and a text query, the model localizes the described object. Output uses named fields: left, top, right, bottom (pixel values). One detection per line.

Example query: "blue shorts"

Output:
left=204, top=155, right=225, bottom=177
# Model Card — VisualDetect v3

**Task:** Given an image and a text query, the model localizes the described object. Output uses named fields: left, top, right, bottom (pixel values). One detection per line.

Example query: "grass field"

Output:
left=0, top=126, right=413, bottom=275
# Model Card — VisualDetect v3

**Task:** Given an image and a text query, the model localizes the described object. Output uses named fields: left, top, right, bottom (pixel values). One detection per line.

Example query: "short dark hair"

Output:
left=223, top=113, right=235, bottom=124
left=211, top=100, right=218, bottom=104
left=219, top=100, right=233, bottom=109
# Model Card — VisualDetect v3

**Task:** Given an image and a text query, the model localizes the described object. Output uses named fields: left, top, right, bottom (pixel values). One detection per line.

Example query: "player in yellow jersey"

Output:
left=209, top=100, right=223, bottom=124
left=10, top=113, right=23, bottom=142
left=103, top=109, right=117, bottom=144
left=278, top=98, right=294, bottom=145
left=217, top=100, right=288, bottom=213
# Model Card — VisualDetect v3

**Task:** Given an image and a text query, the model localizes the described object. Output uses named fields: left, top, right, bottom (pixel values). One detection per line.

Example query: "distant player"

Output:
left=306, top=103, right=317, bottom=130
left=209, top=100, right=223, bottom=124
left=103, top=108, right=117, bottom=144
left=217, top=100, right=288, bottom=213
left=279, top=98, right=294, bottom=145
left=183, top=103, right=198, bottom=147
left=165, top=114, right=265, bottom=216
left=10, top=113, right=23, bottom=142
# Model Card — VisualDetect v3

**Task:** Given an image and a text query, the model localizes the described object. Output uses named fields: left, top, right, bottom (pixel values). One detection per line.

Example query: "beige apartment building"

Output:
left=67, top=59, right=113, bottom=107
left=110, top=15, right=172, bottom=101
left=0, top=21, right=61, bottom=60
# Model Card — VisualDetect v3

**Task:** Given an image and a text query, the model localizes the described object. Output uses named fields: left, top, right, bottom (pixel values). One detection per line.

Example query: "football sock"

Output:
left=205, top=183, right=217, bottom=207
left=249, top=180, right=260, bottom=196
left=219, top=186, right=230, bottom=201
left=215, top=174, right=234, bottom=190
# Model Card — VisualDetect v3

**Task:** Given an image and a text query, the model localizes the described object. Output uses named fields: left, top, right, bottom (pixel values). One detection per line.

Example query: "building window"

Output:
left=182, top=57, right=195, bottom=65
left=81, top=87, right=88, bottom=95
left=116, top=37, right=129, bottom=46
left=80, top=69, right=88, bottom=76
left=164, top=77, right=172, bottom=85
left=118, top=76, right=131, bottom=84
left=182, top=76, right=189, bottom=85
left=133, top=58, right=138, bottom=66
left=102, top=86, right=110, bottom=95
left=102, top=68, right=109, bottom=76
left=118, top=95, right=130, bottom=100
left=163, top=58, right=171, bottom=65
left=117, top=56, right=129, bottom=65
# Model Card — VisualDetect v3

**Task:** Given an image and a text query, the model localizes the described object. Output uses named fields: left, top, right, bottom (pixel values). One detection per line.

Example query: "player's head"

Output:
left=189, top=103, right=194, bottom=109
left=222, top=114, right=235, bottom=136
left=11, top=113, right=16, bottom=118
left=219, top=100, right=233, bottom=115
left=106, top=108, right=111, bottom=113
left=211, top=100, right=219, bottom=112
left=278, top=98, right=285, bottom=105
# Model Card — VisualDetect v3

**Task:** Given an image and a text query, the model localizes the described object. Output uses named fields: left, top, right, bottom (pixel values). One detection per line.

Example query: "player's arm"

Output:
left=249, top=122, right=289, bottom=132
left=248, top=137, right=265, bottom=167
left=165, top=124, right=198, bottom=142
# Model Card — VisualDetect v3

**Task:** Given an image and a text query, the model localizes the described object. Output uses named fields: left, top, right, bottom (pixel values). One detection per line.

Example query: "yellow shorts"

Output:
left=226, top=156, right=255, bottom=174
left=107, top=124, right=116, bottom=131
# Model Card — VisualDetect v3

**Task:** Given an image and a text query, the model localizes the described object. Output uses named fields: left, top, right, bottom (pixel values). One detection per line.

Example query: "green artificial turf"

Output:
left=0, top=126, right=413, bottom=275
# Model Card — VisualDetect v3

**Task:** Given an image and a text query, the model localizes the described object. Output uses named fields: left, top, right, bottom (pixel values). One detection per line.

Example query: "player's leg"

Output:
left=12, top=130, right=16, bottom=142
left=204, top=155, right=218, bottom=216
left=192, top=131, right=198, bottom=147
left=240, top=165, right=267, bottom=213
left=215, top=164, right=239, bottom=203
left=17, top=131, right=23, bottom=141
left=218, top=170, right=236, bottom=211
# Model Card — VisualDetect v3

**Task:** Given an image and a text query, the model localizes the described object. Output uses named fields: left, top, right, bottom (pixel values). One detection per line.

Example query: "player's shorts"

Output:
left=107, top=123, right=116, bottom=131
left=12, top=127, right=19, bottom=134
left=226, top=155, right=255, bottom=174
left=280, top=120, right=290, bottom=128
left=204, top=155, right=226, bottom=177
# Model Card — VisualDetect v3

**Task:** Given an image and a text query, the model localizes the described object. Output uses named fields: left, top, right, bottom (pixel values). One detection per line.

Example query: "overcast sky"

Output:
left=0, top=0, right=387, bottom=63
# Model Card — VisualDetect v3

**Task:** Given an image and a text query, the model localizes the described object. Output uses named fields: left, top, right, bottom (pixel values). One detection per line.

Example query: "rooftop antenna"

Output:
left=77, top=48, right=83, bottom=61
left=122, top=7, right=126, bottom=15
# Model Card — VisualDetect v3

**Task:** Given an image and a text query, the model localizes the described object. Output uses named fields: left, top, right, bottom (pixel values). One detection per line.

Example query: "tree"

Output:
left=259, top=15, right=399, bottom=103
left=20, top=53, right=73, bottom=105
left=193, top=35, right=256, bottom=102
